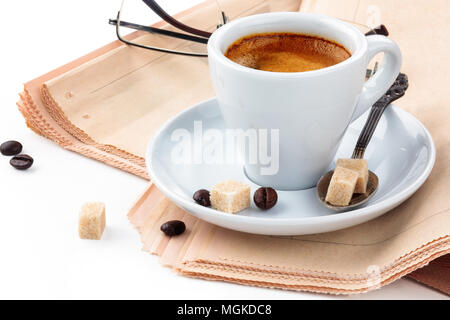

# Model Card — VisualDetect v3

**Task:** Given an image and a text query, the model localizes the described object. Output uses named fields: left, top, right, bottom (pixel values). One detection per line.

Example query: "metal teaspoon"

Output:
left=317, top=73, right=409, bottom=211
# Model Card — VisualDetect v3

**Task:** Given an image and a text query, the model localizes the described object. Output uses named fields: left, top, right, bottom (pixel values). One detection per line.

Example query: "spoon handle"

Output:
left=351, top=73, right=409, bottom=159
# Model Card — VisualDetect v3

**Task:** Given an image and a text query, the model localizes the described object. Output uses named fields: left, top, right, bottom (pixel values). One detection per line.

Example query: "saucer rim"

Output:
left=146, top=98, right=436, bottom=229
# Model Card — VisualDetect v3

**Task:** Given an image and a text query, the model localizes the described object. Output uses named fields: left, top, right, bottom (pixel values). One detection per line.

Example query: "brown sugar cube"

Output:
left=210, top=180, right=250, bottom=214
left=325, top=167, right=358, bottom=206
left=337, top=158, right=369, bottom=193
left=78, top=202, right=106, bottom=240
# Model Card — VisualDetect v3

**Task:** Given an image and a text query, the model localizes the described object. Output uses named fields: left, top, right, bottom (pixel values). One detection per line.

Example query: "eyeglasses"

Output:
left=109, top=0, right=227, bottom=57
left=109, top=0, right=388, bottom=63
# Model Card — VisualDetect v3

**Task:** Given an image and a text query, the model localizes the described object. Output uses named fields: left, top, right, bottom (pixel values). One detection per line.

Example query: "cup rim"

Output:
left=207, top=12, right=368, bottom=78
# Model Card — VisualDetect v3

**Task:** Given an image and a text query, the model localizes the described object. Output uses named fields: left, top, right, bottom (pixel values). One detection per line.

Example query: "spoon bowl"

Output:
left=317, top=170, right=379, bottom=212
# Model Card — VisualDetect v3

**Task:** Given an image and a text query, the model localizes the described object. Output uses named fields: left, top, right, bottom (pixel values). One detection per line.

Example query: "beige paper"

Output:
left=18, top=0, right=450, bottom=294
left=129, top=184, right=449, bottom=294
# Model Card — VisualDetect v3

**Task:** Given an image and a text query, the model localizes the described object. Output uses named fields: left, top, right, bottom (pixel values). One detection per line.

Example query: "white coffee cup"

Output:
left=207, top=12, right=402, bottom=190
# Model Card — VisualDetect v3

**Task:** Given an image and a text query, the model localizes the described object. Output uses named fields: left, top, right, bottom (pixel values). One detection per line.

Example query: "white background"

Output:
left=0, top=0, right=446, bottom=300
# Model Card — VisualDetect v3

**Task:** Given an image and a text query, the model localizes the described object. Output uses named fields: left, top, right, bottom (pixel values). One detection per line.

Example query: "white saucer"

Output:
left=146, top=98, right=435, bottom=236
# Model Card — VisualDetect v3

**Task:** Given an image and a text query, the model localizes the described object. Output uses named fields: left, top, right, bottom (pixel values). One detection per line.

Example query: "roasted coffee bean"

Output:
left=10, top=154, right=33, bottom=170
left=161, top=220, right=186, bottom=236
left=253, top=187, right=278, bottom=210
left=1, top=140, right=23, bottom=156
left=193, top=189, right=211, bottom=207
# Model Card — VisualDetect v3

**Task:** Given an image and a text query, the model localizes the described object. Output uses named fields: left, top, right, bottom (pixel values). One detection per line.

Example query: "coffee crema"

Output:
left=225, top=32, right=351, bottom=73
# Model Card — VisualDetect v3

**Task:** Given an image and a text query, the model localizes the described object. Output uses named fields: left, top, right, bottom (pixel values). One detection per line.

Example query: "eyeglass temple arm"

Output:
left=142, top=0, right=212, bottom=38
left=109, top=19, right=208, bottom=44
left=365, top=24, right=389, bottom=36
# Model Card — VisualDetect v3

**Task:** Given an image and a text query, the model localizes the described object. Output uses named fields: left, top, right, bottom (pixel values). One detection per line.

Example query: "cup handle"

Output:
left=351, top=35, right=402, bottom=122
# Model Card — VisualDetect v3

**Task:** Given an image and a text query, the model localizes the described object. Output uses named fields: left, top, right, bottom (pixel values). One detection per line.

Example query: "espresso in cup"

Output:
left=208, top=13, right=402, bottom=190
left=225, top=32, right=351, bottom=73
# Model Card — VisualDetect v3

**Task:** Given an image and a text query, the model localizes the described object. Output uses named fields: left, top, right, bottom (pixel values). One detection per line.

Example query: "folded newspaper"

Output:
left=18, top=0, right=449, bottom=294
